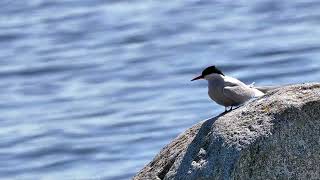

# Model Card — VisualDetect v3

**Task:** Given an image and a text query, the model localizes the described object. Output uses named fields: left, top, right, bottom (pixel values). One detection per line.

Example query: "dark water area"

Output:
left=1, top=0, right=320, bottom=179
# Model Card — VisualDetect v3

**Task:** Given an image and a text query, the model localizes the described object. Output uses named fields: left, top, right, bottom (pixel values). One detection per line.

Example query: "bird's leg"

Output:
left=224, top=106, right=233, bottom=113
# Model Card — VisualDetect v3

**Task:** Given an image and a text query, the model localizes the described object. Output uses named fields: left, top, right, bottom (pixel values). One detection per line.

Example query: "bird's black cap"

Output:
left=191, top=65, right=224, bottom=81
left=202, top=66, right=224, bottom=76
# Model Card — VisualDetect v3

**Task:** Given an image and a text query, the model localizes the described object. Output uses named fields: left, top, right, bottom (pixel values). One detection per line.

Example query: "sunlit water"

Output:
left=1, top=0, right=320, bottom=179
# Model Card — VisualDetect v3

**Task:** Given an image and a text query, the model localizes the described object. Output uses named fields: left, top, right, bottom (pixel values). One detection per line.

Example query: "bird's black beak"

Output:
left=191, top=75, right=203, bottom=81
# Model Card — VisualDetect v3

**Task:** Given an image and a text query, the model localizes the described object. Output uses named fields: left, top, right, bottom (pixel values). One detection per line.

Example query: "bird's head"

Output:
left=191, top=66, right=224, bottom=81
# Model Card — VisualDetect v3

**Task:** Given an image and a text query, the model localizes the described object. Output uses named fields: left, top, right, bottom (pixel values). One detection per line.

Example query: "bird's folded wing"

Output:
left=223, top=86, right=254, bottom=103
left=255, top=85, right=282, bottom=93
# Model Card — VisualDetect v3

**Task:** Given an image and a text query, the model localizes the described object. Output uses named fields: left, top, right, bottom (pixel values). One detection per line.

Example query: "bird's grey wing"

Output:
left=223, top=76, right=247, bottom=87
left=223, top=86, right=255, bottom=105
left=255, top=85, right=282, bottom=93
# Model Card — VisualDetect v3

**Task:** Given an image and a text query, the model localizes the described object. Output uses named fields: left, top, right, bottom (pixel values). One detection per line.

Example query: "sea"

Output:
left=1, top=0, right=320, bottom=179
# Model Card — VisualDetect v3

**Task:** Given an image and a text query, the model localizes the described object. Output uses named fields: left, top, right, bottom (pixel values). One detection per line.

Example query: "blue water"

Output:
left=1, top=0, right=320, bottom=179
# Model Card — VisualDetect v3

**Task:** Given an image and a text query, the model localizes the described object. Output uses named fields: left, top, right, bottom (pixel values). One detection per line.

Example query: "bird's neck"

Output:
left=205, top=74, right=224, bottom=81
left=207, top=74, right=225, bottom=90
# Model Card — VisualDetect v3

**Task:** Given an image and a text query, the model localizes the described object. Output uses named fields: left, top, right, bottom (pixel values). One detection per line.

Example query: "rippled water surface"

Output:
left=1, top=0, right=320, bottom=179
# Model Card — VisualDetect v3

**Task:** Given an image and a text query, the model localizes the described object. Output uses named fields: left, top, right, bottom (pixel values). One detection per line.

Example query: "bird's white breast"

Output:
left=207, top=75, right=235, bottom=106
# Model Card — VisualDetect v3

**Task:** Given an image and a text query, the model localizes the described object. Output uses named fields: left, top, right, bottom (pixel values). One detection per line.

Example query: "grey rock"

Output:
left=133, top=83, right=320, bottom=180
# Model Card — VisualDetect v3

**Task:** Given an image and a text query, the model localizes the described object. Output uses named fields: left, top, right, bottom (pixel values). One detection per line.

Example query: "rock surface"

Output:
left=134, top=83, right=320, bottom=180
